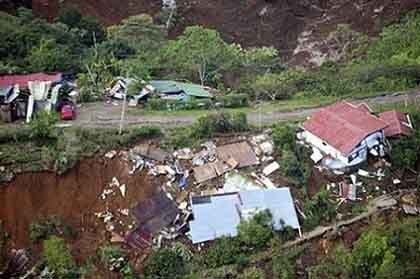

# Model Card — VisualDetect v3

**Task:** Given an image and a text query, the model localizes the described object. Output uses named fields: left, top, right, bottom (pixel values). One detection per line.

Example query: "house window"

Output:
left=322, top=142, right=327, bottom=146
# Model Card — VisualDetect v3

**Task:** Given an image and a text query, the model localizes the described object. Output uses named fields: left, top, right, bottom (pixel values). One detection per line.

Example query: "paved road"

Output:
left=73, top=91, right=420, bottom=127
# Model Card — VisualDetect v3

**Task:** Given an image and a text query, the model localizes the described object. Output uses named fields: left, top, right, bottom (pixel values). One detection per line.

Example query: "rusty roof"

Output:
left=216, top=142, right=258, bottom=168
left=303, top=102, right=388, bottom=155
left=379, top=110, right=413, bottom=138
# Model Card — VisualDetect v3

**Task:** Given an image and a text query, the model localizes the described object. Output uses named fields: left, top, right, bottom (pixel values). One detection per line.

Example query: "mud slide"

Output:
left=0, top=157, right=160, bottom=260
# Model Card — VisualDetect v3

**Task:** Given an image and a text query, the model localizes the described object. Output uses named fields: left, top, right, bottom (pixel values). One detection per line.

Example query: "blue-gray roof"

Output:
left=189, top=188, right=300, bottom=244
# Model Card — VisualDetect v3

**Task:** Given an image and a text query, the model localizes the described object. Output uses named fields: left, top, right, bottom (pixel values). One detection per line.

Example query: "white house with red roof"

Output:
left=299, top=102, right=389, bottom=169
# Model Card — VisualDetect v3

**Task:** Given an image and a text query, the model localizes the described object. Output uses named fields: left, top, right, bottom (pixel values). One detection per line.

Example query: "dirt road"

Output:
left=73, top=91, right=420, bottom=128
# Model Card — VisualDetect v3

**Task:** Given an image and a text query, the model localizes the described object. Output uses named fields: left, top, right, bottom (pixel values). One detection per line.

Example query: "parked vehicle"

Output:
left=60, top=103, right=76, bottom=120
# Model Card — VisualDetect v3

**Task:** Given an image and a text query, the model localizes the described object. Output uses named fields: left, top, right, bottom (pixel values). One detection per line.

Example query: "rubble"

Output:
left=104, top=150, right=117, bottom=159
left=174, top=148, right=193, bottom=160
left=262, top=161, right=280, bottom=176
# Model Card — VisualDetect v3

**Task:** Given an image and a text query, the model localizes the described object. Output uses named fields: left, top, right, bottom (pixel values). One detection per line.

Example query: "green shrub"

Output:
left=303, top=189, right=337, bottom=230
left=390, top=127, right=420, bottom=170
left=239, top=267, right=266, bottom=279
left=193, top=112, right=249, bottom=138
left=29, top=111, right=59, bottom=141
left=237, top=209, right=274, bottom=250
left=307, top=244, right=350, bottom=279
left=215, top=94, right=249, bottom=108
left=30, top=217, right=77, bottom=243
left=98, top=245, right=137, bottom=278
left=205, top=237, right=242, bottom=268
left=43, top=236, right=77, bottom=278
left=0, top=127, right=31, bottom=144
left=98, top=245, right=126, bottom=272
left=350, top=231, right=396, bottom=279
left=279, top=149, right=311, bottom=186
left=143, top=248, right=185, bottom=279
left=272, top=124, right=297, bottom=154
left=272, top=254, right=295, bottom=279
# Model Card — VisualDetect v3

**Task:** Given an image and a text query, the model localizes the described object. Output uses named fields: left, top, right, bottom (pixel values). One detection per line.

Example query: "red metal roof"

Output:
left=303, top=102, right=388, bottom=155
left=0, top=73, right=62, bottom=89
left=379, top=110, right=413, bottom=137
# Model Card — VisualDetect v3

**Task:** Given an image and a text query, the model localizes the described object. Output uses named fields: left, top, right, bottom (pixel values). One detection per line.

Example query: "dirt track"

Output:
left=73, top=91, right=420, bottom=128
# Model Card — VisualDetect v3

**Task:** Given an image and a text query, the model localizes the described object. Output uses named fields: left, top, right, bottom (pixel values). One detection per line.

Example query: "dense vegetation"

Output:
left=309, top=218, right=420, bottom=279
left=4, top=8, right=420, bottom=105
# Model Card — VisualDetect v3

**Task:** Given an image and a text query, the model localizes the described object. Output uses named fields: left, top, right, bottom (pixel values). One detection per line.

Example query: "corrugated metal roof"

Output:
left=216, top=142, right=258, bottom=168
left=0, top=73, right=62, bottom=89
left=379, top=110, right=413, bottom=138
left=189, top=188, right=300, bottom=244
left=149, top=80, right=211, bottom=98
left=303, top=102, right=388, bottom=155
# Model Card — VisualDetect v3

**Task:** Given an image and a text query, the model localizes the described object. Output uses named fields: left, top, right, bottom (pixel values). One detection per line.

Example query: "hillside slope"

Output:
left=3, top=0, right=420, bottom=64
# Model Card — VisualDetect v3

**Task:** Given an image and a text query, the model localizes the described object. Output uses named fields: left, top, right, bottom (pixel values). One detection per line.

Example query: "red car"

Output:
left=60, top=103, right=76, bottom=120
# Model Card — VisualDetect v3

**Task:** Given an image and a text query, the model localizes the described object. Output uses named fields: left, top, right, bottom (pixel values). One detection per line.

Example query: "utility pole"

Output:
left=119, top=91, right=127, bottom=135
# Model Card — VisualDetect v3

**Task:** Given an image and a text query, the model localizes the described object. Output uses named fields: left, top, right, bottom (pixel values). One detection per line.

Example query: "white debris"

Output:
left=110, top=177, right=120, bottom=187
left=310, top=148, right=323, bottom=163
left=178, top=201, right=188, bottom=211
left=262, top=162, right=280, bottom=176
left=95, top=211, right=113, bottom=223
left=350, top=174, right=357, bottom=185
left=259, top=141, right=274, bottom=155
left=165, top=166, right=176, bottom=176
left=393, top=179, right=401, bottom=185
left=119, top=184, right=126, bottom=197
left=256, top=175, right=276, bottom=189
left=358, top=169, right=373, bottom=178
left=119, top=209, right=129, bottom=216
left=104, top=150, right=117, bottom=159
left=333, top=170, right=345, bottom=175
left=174, top=148, right=193, bottom=160
left=223, top=173, right=261, bottom=193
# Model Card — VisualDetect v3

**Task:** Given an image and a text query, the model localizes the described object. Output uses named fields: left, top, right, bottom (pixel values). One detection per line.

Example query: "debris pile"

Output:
left=99, top=131, right=287, bottom=249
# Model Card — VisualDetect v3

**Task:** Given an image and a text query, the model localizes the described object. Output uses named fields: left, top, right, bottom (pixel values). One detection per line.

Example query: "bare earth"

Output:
left=73, top=91, right=420, bottom=128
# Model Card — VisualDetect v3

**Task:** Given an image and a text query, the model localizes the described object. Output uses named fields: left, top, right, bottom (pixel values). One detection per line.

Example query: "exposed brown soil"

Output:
left=63, top=0, right=420, bottom=62
left=0, top=156, right=160, bottom=265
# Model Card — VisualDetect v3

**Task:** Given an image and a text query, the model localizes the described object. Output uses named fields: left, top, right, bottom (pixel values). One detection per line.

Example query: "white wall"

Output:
left=302, top=130, right=384, bottom=167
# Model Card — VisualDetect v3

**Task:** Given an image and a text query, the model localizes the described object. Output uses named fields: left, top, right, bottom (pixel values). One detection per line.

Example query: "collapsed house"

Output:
left=0, top=73, right=66, bottom=122
left=298, top=101, right=413, bottom=169
left=150, top=80, right=212, bottom=101
left=108, top=79, right=212, bottom=105
left=188, top=188, right=301, bottom=244
left=379, top=110, right=413, bottom=138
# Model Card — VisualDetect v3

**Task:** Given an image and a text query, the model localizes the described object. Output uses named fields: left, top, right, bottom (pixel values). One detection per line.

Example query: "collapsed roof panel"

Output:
left=216, top=142, right=258, bottom=168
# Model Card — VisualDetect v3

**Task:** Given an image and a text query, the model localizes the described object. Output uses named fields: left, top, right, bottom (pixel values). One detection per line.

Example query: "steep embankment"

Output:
left=0, top=157, right=159, bottom=261
left=61, top=0, right=420, bottom=63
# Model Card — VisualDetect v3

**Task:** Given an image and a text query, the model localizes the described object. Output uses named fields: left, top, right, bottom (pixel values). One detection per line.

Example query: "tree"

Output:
left=272, top=124, right=297, bottom=154
left=303, top=189, right=336, bottom=230
left=43, top=236, right=77, bottom=278
left=204, top=237, right=242, bottom=268
left=26, top=39, right=73, bottom=72
left=108, top=14, right=166, bottom=52
left=143, top=248, right=185, bottom=279
left=77, top=47, right=120, bottom=102
left=350, top=231, right=396, bottom=279
left=58, top=7, right=105, bottom=46
left=237, top=209, right=274, bottom=250
left=165, top=26, right=233, bottom=85
left=253, top=70, right=303, bottom=101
